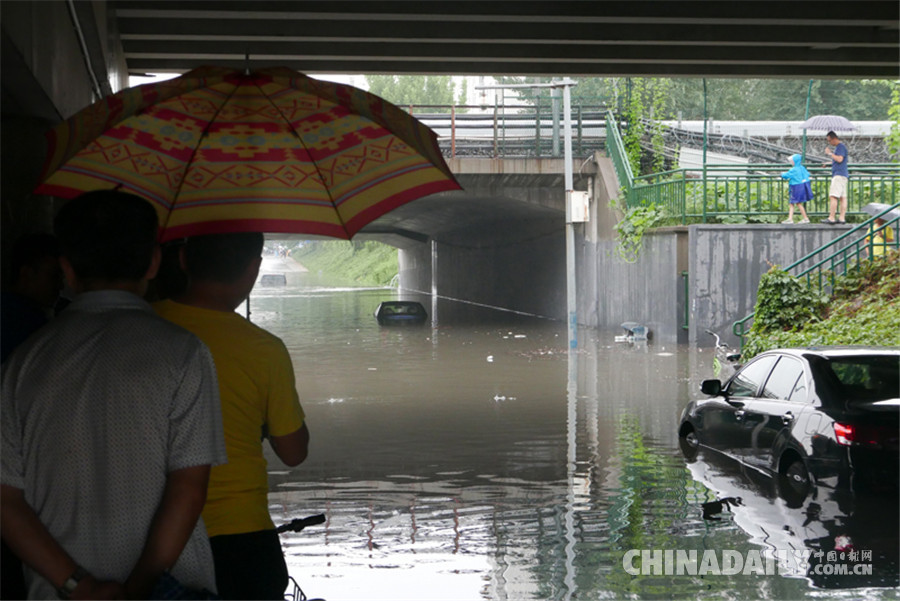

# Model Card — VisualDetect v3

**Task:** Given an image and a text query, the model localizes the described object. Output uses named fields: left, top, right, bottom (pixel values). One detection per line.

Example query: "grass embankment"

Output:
left=742, top=252, right=900, bottom=359
left=290, top=240, right=399, bottom=286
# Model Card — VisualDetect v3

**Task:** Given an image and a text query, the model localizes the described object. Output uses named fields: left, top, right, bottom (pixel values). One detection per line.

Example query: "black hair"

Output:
left=183, top=232, right=264, bottom=283
left=9, top=232, right=59, bottom=287
left=826, top=131, right=838, bottom=139
left=53, top=190, right=159, bottom=282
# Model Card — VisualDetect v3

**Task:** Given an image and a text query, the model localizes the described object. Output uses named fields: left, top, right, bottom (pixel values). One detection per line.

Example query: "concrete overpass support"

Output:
left=398, top=222, right=567, bottom=320
left=2, top=1, right=127, bottom=246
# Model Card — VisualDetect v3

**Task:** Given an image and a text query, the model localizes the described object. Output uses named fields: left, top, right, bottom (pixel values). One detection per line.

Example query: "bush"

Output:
left=742, top=253, right=900, bottom=359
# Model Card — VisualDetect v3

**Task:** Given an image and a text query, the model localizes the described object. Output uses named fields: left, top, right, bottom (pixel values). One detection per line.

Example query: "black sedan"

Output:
left=679, top=348, right=899, bottom=494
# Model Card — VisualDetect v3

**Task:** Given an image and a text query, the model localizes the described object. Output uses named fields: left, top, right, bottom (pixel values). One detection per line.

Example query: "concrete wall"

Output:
left=398, top=241, right=432, bottom=295
left=399, top=229, right=567, bottom=320
left=578, top=228, right=689, bottom=344
left=2, top=0, right=128, bottom=270
left=688, top=224, right=850, bottom=348
left=574, top=153, right=861, bottom=347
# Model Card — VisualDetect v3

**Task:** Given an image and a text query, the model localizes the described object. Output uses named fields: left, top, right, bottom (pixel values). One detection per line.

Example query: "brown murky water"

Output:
left=246, top=259, right=899, bottom=600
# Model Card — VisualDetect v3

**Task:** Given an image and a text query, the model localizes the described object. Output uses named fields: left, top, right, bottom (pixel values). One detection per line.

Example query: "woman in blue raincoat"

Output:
left=781, top=154, right=813, bottom=224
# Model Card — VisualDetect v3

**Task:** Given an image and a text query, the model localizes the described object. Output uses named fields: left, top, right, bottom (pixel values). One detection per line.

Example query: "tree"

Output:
left=887, top=81, right=900, bottom=159
left=364, top=75, right=466, bottom=112
left=495, top=77, right=894, bottom=121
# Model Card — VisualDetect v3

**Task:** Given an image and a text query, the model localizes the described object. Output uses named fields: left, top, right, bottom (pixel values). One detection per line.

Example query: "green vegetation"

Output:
left=498, top=76, right=894, bottom=122
left=888, top=81, right=900, bottom=160
left=742, top=252, right=900, bottom=359
left=290, top=240, right=399, bottom=286
left=365, top=75, right=467, bottom=111
left=610, top=199, right=666, bottom=262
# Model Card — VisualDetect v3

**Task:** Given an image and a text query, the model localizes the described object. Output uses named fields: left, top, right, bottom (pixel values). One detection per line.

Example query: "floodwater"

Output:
left=248, top=257, right=899, bottom=601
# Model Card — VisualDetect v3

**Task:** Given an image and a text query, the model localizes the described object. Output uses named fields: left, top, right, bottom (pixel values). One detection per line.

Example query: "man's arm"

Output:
left=269, top=423, right=310, bottom=467
left=0, top=484, right=124, bottom=599
left=123, top=464, right=210, bottom=599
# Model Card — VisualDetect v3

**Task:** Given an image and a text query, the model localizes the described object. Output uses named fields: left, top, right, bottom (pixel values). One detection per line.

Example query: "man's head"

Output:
left=826, top=131, right=840, bottom=145
left=7, top=232, right=63, bottom=308
left=53, top=190, right=160, bottom=291
left=180, top=232, right=264, bottom=309
left=182, top=232, right=264, bottom=284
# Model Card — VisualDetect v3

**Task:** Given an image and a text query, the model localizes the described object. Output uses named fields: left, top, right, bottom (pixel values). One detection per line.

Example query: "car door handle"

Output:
left=782, top=412, right=795, bottom=425
left=735, top=410, right=745, bottom=420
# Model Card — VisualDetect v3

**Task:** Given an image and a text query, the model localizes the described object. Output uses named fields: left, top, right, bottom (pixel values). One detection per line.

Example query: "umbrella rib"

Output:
left=159, top=78, right=243, bottom=237
left=251, top=77, right=350, bottom=239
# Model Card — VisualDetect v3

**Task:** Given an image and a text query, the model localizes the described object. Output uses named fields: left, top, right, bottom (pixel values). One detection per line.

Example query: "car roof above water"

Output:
left=762, top=347, right=900, bottom=360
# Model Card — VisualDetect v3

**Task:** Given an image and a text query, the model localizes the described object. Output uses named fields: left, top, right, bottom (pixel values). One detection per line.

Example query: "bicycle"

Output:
left=278, top=514, right=326, bottom=601
left=705, top=329, right=741, bottom=380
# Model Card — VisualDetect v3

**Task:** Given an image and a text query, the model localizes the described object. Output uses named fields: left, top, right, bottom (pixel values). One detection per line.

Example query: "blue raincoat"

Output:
left=781, top=154, right=813, bottom=204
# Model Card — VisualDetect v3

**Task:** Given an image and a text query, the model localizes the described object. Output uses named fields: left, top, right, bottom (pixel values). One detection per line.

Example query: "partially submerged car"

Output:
left=259, top=273, right=287, bottom=286
left=679, top=348, right=899, bottom=494
left=374, top=301, right=427, bottom=326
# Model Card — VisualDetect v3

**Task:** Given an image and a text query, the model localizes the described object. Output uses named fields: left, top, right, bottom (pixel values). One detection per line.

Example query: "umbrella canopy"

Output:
left=35, top=66, right=461, bottom=241
left=862, top=203, right=900, bottom=222
left=800, top=115, right=856, bottom=132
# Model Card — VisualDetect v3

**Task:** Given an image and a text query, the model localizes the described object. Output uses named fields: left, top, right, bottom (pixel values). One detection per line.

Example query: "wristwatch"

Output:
left=57, top=566, right=88, bottom=599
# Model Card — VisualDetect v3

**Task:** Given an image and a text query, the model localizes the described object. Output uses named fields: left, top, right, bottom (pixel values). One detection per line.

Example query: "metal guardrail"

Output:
left=732, top=201, right=900, bottom=344
left=407, top=103, right=609, bottom=159
left=604, top=110, right=634, bottom=193
left=628, top=164, right=900, bottom=224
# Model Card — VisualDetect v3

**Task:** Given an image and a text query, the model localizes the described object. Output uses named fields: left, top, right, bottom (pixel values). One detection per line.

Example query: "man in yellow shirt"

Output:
left=155, top=232, right=309, bottom=600
left=867, top=218, right=895, bottom=257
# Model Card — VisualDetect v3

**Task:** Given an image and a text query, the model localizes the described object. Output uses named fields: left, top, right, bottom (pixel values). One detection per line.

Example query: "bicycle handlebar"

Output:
left=276, top=514, right=326, bottom=534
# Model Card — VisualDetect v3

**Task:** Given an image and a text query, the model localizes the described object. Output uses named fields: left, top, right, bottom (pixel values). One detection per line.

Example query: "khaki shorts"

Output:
left=830, top=175, right=848, bottom=199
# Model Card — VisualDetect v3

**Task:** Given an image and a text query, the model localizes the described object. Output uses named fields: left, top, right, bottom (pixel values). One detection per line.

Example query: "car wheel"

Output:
left=678, top=425, right=699, bottom=460
left=778, top=456, right=812, bottom=506
left=783, top=458, right=809, bottom=485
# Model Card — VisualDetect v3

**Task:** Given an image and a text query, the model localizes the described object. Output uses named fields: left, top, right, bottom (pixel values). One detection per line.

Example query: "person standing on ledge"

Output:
left=155, top=232, right=310, bottom=600
left=821, top=131, right=849, bottom=225
left=780, top=154, right=812, bottom=224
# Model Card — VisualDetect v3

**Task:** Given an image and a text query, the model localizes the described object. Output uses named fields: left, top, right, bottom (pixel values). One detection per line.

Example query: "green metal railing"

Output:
left=732, top=201, right=900, bottom=344
left=604, top=110, right=634, bottom=193
left=602, top=114, right=900, bottom=223
left=629, top=164, right=900, bottom=223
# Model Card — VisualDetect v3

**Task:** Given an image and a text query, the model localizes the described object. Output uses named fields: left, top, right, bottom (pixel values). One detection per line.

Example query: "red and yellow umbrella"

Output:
left=35, top=66, right=460, bottom=241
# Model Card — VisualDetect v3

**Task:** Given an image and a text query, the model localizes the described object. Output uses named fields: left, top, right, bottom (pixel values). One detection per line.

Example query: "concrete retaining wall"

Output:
left=577, top=228, right=689, bottom=344
left=688, top=224, right=850, bottom=347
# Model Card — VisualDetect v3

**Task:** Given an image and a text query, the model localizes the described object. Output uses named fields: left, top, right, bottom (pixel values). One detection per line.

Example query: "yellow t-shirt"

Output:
left=871, top=225, right=895, bottom=257
left=154, top=299, right=305, bottom=536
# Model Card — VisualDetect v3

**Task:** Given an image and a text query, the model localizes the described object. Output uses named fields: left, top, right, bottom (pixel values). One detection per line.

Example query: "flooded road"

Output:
left=248, top=261, right=899, bottom=601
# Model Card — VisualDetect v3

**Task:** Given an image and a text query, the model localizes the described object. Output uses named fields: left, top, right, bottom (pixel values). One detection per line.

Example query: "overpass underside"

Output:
left=356, top=159, right=590, bottom=320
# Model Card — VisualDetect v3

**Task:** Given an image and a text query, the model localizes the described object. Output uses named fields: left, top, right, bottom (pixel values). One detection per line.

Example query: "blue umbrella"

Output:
left=801, top=115, right=856, bottom=132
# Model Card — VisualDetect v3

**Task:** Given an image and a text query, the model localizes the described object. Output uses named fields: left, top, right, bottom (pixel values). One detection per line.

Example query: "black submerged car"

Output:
left=679, top=348, right=899, bottom=493
left=374, top=301, right=427, bottom=326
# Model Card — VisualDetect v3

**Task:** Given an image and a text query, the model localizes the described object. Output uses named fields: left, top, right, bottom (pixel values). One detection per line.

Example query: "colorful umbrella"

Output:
left=800, top=115, right=856, bottom=132
left=35, top=66, right=461, bottom=241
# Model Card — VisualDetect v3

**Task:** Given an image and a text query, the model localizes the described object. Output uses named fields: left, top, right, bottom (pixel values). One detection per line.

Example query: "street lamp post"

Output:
left=475, top=80, right=580, bottom=349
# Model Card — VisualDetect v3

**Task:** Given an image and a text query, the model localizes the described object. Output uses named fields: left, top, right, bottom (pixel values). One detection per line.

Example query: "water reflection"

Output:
left=247, top=268, right=898, bottom=600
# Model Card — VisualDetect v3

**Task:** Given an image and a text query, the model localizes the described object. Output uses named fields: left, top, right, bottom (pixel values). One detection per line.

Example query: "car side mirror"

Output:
left=700, top=379, right=723, bottom=396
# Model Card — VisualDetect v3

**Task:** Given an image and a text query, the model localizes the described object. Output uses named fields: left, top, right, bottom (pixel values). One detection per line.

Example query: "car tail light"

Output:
left=833, top=422, right=896, bottom=447
left=833, top=423, right=855, bottom=446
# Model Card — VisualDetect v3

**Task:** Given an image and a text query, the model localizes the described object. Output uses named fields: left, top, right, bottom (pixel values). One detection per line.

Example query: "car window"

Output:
left=761, top=356, right=805, bottom=401
left=788, top=372, right=809, bottom=403
left=823, top=356, right=900, bottom=404
left=727, top=355, right=778, bottom=398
